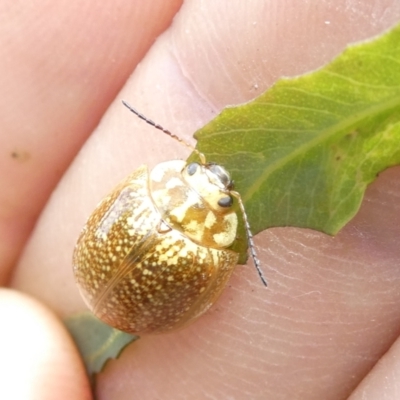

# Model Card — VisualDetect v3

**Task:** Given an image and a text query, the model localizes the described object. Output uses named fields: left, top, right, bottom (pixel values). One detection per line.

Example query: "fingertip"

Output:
left=0, top=289, right=92, bottom=400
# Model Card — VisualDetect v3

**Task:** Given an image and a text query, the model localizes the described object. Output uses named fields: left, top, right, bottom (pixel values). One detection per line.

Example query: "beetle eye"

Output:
left=187, top=163, right=199, bottom=175
left=218, top=195, right=233, bottom=208
left=207, top=164, right=232, bottom=188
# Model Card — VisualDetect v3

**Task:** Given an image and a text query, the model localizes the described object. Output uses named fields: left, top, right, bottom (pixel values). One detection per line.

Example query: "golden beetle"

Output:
left=73, top=102, right=266, bottom=335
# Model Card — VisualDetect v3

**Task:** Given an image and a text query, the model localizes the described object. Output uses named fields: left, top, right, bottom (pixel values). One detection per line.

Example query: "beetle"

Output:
left=73, top=101, right=266, bottom=334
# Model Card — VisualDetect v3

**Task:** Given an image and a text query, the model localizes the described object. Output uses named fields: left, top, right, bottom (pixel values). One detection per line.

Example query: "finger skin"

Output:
left=11, top=1, right=400, bottom=400
left=0, top=0, right=182, bottom=282
left=348, top=338, right=400, bottom=400
left=0, top=289, right=91, bottom=400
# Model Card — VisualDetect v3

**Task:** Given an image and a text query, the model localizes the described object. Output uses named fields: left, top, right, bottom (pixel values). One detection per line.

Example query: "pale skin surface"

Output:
left=1, top=1, right=400, bottom=399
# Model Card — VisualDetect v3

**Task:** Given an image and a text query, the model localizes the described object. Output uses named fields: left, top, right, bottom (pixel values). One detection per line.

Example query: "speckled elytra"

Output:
left=73, top=101, right=266, bottom=335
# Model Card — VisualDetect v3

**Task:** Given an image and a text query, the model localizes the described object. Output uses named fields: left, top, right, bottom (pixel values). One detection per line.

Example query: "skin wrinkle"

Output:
left=205, top=355, right=261, bottom=396
left=170, top=34, right=218, bottom=116
left=275, top=234, right=369, bottom=273
left=171, top=4, right=273, bottom=107
left=202, top=28, right=238, bottom=96
left=145, top=42, right=213, bottom=140
left=187, top=350, right=237, bottom=396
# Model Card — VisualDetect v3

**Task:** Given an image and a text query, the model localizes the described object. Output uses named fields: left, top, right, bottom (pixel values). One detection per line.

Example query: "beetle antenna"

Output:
left=122, top=101, right=206, bottom=164
left=231, top=191, right=267, bottom=287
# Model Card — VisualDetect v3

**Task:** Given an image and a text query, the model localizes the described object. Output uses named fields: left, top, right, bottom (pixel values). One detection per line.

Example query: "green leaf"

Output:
left=65, top=312, right=138, bottom=375
left=193, top=23, right=400, bottom=260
